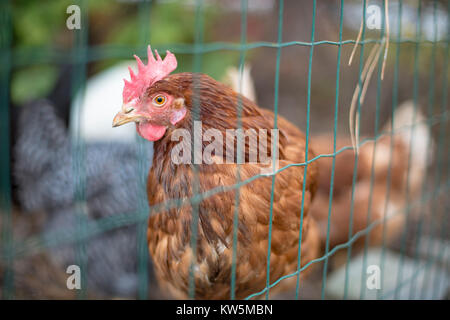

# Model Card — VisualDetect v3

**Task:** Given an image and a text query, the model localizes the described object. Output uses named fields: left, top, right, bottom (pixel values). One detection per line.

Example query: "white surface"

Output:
left=71, top=61, right=138, bottom=143
left=326, top=248, right=449, bottom=300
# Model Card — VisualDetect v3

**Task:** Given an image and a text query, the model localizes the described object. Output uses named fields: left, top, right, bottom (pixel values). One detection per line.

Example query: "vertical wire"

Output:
left=0, top=0, right=13, bottom=300
left=138, top=0, right=152, bottom=46
left=422, top=4, right=449, bottom=297
left=431, top=194, right=449, bottom=299
left=408, top=0, right=438, bottom=299
left=425, top=119, right=448, bottom=299
left=433, top=200, right=449, bottom=298
left=320, top=0, right=344, bottom=300
left=377, top=0, right=402, bottom=300
left=265, top=0, right=283, bottom=300
left=431, top=9, right=449, bottom=297
left=136, top=0, right=153, bottom=300
left=294, top=0, right=316, bottom=300
left=431, top=147, right=449, bottom=299
left=343, top=0, right=367, bottom=300
left=188, top=0, right=204, bottom=299
left=230, top=0, right=247, bottom=300
left=394, top=0, right=422, bottom=299
left=70, top=0, right=89, bottom=300
left=359, top=0, right=386, bottom=300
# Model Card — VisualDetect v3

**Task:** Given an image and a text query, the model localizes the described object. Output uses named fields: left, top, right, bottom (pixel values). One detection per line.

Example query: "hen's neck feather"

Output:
left=149, top=73, right=283, bottom=201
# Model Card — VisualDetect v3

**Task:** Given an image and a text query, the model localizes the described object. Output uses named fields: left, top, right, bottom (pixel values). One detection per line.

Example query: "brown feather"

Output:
left=146, top=73, right=320, bottom=299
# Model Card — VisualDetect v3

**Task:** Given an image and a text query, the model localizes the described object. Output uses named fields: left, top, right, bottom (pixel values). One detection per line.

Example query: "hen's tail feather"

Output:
left=222, top=64, right=257, bottom=103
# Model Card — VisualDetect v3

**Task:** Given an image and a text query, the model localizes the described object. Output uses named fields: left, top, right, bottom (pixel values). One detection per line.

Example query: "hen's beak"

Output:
left=112, top=104, right=139, bottom=127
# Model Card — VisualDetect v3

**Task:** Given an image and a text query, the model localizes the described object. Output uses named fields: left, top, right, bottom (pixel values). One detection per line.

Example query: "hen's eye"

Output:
left=152, top=95, right=166, bottom=107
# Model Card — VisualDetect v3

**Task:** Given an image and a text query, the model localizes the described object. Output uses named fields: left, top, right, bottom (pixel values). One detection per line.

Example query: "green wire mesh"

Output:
left=1, top=0, right=449, bottom=300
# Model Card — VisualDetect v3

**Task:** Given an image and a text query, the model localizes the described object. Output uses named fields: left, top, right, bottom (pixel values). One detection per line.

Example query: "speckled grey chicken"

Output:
left=13, top=84, right=157, bottom=298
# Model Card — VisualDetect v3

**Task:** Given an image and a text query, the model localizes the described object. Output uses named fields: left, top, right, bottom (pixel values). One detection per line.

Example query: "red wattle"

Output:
left=136, top=122, right=167, bottom=141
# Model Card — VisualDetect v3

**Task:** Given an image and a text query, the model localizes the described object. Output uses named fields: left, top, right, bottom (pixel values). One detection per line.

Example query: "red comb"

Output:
left=122, top=45, right=177, bottom=103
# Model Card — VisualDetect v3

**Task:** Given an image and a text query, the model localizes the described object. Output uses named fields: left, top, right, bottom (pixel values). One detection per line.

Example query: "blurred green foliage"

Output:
left=11, top=0, right=239, bottom=105
left=12, top=0, right=71, bottom=46
left=11, top=65, right=58, bottom=105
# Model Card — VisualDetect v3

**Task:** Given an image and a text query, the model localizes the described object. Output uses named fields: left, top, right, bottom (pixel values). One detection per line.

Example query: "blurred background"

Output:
left=0, top=0, right=448, bottom=299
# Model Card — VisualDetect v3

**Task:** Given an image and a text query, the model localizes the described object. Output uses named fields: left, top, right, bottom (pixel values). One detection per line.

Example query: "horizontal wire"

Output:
left=244, top=181, right=450, bottom=300
left=2, top=111, right=448, bottom=261
left=6, top=38, right=447, bottom=67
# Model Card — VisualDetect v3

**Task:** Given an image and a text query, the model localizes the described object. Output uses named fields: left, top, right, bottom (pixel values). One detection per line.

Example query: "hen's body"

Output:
left=146, top=73, right=320, bottom=299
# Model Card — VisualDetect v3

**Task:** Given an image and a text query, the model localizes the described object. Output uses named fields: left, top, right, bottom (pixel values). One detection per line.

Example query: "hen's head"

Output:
left=112, top=46, right=187, bottom=141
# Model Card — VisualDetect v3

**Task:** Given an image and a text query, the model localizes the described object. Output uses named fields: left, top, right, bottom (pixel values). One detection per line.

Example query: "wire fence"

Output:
left=0, top=0, right=449, bottom=300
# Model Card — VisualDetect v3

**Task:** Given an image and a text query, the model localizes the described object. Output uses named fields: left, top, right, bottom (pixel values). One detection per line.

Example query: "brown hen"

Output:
left=112, top=47, right=320, bottom=299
